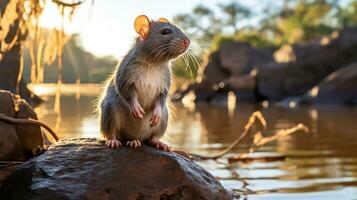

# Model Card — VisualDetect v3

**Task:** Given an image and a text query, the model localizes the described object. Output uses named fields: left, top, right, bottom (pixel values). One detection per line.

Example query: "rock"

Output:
left=15, top=95, right=44, bottom=159
left=204, top=51, right=231, bottom=85
left=294, top=63, right=357, bottom=106
left=173, top=52, right=230, bottom=103
left=175, top=42, right=273, bottom=104
left=0, top=90, right=23, bottom=161
left=0, top=90, right=43, bottom=161
left=219, top=42, right=274, bottom=76
left=258, top=27, right=357, bottom=101
left=225, top=74, right=258, bottom=102
left=0, top=138, right=230, bottom=200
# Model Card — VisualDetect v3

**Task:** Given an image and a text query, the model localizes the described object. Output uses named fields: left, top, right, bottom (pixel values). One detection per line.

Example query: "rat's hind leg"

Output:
left=148, top=106, right=171, bottom=151
left=99, top=100, right=122, bottom=148
left=148, top=137, right=170, bottom=151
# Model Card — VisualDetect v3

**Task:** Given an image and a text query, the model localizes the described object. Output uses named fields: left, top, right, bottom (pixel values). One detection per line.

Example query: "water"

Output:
left=31, top=84, right=357, bottom=199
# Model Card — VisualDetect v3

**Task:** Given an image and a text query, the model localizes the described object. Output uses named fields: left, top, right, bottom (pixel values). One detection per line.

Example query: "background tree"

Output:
left=0, top=0, right=86, bottom=105
left=219, top=1, right=252, bottom=33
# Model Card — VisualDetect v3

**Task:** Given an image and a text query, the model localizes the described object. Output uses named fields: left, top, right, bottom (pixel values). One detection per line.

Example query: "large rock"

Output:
left=0, top=90, right=43, bottom=161
left=294, top=63, right=357, bottom=106
left=0, top=138, right=230, bottom=200
left=178, top=27, right=357, bottom=104
left=0, top=90, right=23, bottom=161
left=175, top=42, right=273, bottom=103
left=219, top=42, right=274, bottom=76
left=258, top=28, right=357, bottom=101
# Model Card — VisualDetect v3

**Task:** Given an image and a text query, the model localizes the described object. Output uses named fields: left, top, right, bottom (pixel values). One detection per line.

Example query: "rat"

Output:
left=97, top=15, right=190, bottom=150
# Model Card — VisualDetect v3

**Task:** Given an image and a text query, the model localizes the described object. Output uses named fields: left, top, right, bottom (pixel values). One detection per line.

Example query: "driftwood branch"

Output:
left=0, top=114, right=59, bottom=141
left=188, top=111, right=309, bottom=161
left=189, top=111, right=267, bottom=160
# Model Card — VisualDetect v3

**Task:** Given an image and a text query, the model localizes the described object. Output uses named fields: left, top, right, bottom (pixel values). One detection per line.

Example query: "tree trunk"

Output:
left=0, top=0, right=42, bottom=106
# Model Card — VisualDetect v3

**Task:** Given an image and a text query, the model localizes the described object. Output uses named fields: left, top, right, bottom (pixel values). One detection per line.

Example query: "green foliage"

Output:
left=337, top=0, right=357, bottom=27
left=211, top=30, right=275, bottom=52
left=272, top=0, right=334, bottom=44
left=175, top=0, right=357, bottom=53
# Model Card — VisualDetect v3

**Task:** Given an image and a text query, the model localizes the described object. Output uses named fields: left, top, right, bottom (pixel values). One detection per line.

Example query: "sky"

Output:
left=39, top=0, right=263, bottom=59
left=39, top=0, right=352, bottom=59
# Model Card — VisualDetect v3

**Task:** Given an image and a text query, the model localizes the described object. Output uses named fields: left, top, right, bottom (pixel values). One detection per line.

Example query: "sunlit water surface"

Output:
left=31, top=84, right=357, bottom=200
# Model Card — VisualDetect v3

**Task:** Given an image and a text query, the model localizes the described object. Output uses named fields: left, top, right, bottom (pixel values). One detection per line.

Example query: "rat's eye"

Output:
left=160, top=28, right=172, bottom=35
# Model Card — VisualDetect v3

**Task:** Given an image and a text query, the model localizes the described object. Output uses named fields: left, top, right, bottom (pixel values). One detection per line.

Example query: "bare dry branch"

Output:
left=187, top=111, right=309, bottom=161
left=190, top=111, right=267, bottom=160
left=0, top=114, right=59, bottom=141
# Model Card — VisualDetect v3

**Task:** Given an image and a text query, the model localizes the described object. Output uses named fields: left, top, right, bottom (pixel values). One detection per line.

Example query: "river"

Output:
left=30, top=84, right=357, bottom=200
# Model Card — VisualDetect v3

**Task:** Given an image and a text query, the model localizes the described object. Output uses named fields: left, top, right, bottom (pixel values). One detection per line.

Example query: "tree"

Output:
left=174, top=4, right=223, bottom=43
left=336, top=0, right=357, bottom=27
left=260, top=0, right=336, bottom=45
left=0, top=0, right=40, bottom=105
left=219, top=1, right=252, bottom=33
left=0, top=0, right=86, bottom=106
left=22, top=33, right=117, bottom=84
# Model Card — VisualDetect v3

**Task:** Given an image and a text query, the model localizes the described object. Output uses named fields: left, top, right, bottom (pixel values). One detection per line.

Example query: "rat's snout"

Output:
left=182, top=38, right=190, bottom=49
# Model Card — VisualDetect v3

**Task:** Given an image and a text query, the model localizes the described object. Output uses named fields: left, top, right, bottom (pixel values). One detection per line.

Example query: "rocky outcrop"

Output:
left=258, top=28, right=357, bottom=101
left=176, top=42, right=273, bottom=103
left=219, top=42, right=274, bottom=76
left=0, top=90, right=43, bottom=161
left=0, top=138, right=230, bottom=200
left=291, top=63, right=357, bottom=106
left=177, top=27, right=357, bottom=105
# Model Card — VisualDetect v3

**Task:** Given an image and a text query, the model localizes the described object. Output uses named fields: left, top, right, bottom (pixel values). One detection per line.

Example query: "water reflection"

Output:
left=33, top=84, right=357, bottom=199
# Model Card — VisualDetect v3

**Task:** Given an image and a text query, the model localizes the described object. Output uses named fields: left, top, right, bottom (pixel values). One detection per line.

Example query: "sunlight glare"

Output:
left=262, top=100, right=269, bottom=108
left=227, top=91, right=236, bottom=117
left=182, top=90, right=196, bottom=111
left=310, top=86, right=320, bottom=97
left=39, top=0, right=67, bottom=30
left=288, top=101, right=296, bottom=108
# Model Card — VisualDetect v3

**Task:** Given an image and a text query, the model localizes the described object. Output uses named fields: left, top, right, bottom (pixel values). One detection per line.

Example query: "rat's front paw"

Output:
left=131, top=100, right=145, bottom=119
left=149, top=104, right=161, bottom=127
left=106, top=139, right=122, bottom=148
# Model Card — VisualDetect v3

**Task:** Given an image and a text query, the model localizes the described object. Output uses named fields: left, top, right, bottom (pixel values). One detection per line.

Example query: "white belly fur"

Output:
left=117, top=65, right=169, bottom=140
left=135, top=66, right=166, bottom=108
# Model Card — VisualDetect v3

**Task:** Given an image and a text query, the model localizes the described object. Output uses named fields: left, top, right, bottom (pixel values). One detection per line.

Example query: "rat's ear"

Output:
left=158, top=17, right=169, bottom=23
left=134, top=15, right=150, bottom=39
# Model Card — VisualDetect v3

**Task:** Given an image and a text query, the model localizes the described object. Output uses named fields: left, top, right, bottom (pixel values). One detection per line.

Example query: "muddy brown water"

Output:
left=32, top=84, right=357, bottom=200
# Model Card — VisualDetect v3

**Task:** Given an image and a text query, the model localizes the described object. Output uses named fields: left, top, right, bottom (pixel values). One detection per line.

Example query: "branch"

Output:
left=190, top=111, right=267, bottom=160
left=188, top=111, right=308, bottom=161
left=0, top=114, right=59, bottom=141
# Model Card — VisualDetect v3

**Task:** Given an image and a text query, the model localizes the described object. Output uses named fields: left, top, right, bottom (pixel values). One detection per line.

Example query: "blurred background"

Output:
left=1, top=0, right=357, bottom=199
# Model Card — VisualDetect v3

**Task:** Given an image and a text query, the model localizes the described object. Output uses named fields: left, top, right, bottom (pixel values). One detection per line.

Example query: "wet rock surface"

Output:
left=0, top=138, right=230, bottom=200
